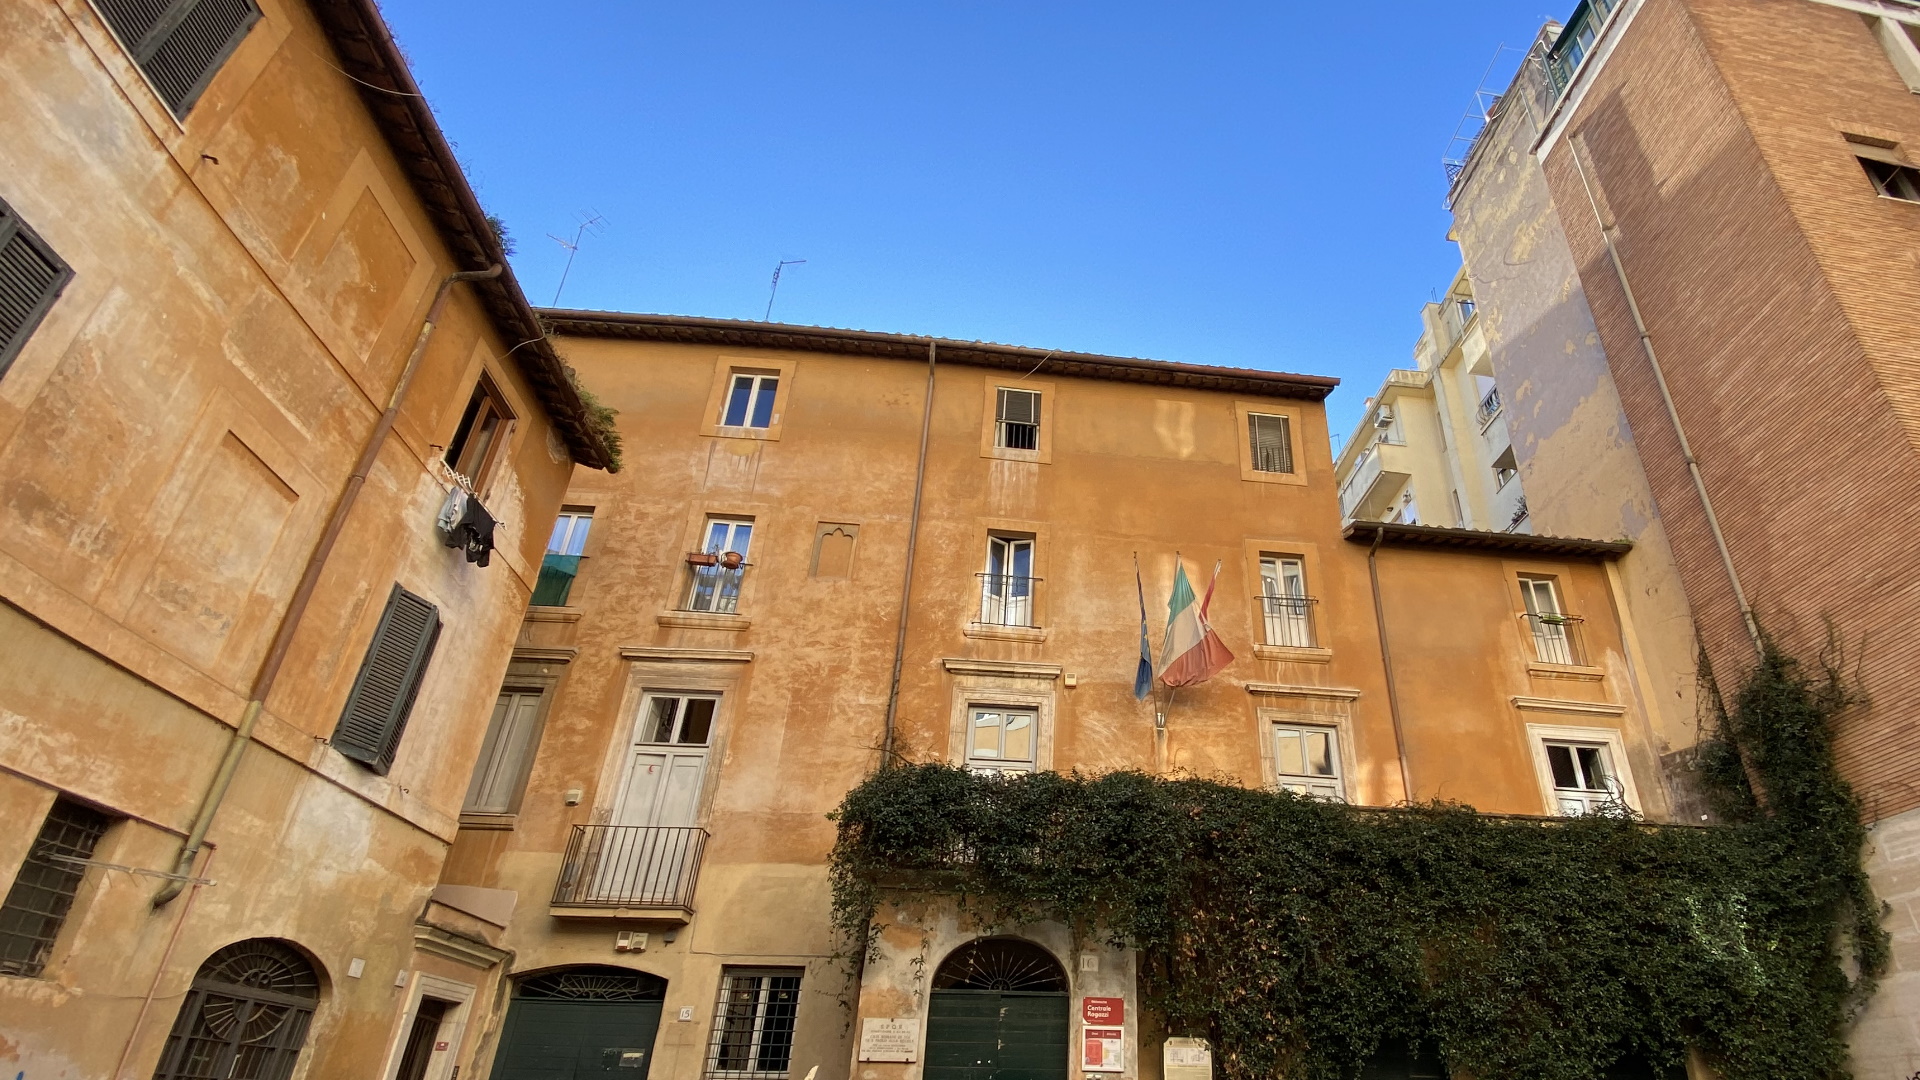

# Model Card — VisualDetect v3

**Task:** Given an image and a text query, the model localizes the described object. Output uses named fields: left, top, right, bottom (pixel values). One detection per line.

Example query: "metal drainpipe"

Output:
left=1366, top=526, right=1417, bottom=803
left=880, top=340, right=937, bottom=769
left=152, top=264, right=504, bottom=906
left=1565, top=144, right=1763, bottom=658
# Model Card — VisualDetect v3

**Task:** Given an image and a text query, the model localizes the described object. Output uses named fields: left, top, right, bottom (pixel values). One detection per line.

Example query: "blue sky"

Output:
left=379, top=1, right=1561, bottom=439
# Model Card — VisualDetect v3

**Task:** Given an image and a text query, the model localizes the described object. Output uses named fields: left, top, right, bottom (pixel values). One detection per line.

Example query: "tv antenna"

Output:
left=546, top=211, right=606, bottom=307
left=765, top=259, right=806, bottom=322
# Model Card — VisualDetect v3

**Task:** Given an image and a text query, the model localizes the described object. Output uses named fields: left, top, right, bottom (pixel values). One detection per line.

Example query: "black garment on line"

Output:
left=449, top=496, right=496, bottom=566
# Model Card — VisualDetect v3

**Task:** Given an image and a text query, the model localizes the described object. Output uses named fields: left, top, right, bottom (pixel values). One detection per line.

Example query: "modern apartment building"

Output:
left=0, top=1, right=615, bottom=1076
left=427, top=314, right=1683, bottom=1080
left=1334, top=269, right=1530, bottom=534
left=1446, top=0, right=1920, bottom=1068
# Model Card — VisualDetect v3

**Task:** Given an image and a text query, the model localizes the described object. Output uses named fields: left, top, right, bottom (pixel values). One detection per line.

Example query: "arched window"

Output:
left=516, top=965, right=667, bottom=1000
left=153, top=939, right=319, bottom=1080
left=932, top=937, right=1068, bottom=992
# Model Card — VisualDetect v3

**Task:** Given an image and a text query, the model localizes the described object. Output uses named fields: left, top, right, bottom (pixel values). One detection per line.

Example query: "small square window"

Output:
left=967, top=707, right=1036, bottom=775
left=722, top=372, right=780, bottom=428
left=1273, top=723, right=1342, bottom=799
left=995, top=388, right=1041, bottom=450
left=1862, top=157, right=1920, bottom=202
left=706, top=967, right=802, bottom=1078
left=1248, top=413, right=1294, bottom=474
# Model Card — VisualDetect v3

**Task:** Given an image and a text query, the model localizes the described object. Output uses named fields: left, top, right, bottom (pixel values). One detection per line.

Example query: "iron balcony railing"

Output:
left=1477, top=386, right=1503, bottom=427
left=552, top=825, right=708, bottom=910
left=685, top=563, right=747, bottom=614
left=1257, top=595, right=1318, bottom=649
left=1522, top=612, right=1589, bottom=667
left=977, top=573, right=1041, bottom=628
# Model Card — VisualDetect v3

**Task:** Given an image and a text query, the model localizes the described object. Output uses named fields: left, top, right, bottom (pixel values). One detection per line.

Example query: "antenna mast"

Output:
left=546, top=211, right=606, bottom=307
left=765, top=259, right=807, bottom=322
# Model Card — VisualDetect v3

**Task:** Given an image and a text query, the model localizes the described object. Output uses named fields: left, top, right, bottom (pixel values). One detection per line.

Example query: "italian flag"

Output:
left=1158, top=560, right=1234, bottom=687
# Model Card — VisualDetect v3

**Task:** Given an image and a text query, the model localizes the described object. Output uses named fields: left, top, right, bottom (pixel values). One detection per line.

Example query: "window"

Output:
left=722, top=372, right=780, bottom=428
left=332, top=584, right=442, bottom=775
left=641, top=694, right=717, bottom=746
left=532, top=508, right=592, bottom=606
left=1492, top=446, right=1518, bottom=490
left=706, top=968, right=802, bottom=1078
left=686, top=517, right=753, bottom=613
left=0, top=195, right=73, bottom=379
left=1272, top=723, right=1342, bottom=799
left=1519, top=575, right=1585, bottom=666
left=1248, top=413, right=1294, bottom=474
left=979, top=535, right=1036, bottom=627
left=1258, top=556, right=1315, bottom=648
left=92, top=0, right=262, bottom=117
left=1386, top=491, right=1419, bottom=525
left=446, top=377, right=513, bottom=489
left=966, top=707, right=1036, bottom=775
left=995, top=388, right=1041, bottom=450
left=1544, top=740, right=1621, bottom=815
left=1862, top=157, right=1920, bottom=202
left=463, top=687, right=549, bottom=816
left=0, top=798, right=111, bottom=977
left=153, top=939, right=318, bottom=1080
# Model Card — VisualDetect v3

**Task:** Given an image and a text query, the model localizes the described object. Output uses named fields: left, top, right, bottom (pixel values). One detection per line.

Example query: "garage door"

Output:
left=490, top=966, right=666, bottom=1080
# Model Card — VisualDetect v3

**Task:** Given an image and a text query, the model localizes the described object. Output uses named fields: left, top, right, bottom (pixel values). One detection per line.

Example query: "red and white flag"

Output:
left=1158, top=560, right=1234, bottom=687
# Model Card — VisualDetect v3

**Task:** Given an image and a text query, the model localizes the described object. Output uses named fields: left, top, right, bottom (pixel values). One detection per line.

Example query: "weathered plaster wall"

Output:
left=1450, top=30, right=1703, bottom=813
left=0, top=0, right=577, bottom=1074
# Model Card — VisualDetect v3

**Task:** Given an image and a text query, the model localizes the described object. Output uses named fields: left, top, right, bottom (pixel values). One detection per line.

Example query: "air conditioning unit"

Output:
left=1374, top=409, right=1396, bottom=427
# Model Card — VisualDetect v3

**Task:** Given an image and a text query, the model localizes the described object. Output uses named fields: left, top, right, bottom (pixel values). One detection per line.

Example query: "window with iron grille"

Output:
left=1247, top=413, right=1293, bottom=473
left=0, top=798, right=112, bottom=977
left=994, top=388, right=1040, bottom=450
left=706, top=968, right=802, bottom=1078
left=331, top=584, right=442, bottom=775
left=91, top=0, right=262, bottom=118
left=153, top=939, right=318, bottom=1080
left=0, top=196, right=73, bottom=380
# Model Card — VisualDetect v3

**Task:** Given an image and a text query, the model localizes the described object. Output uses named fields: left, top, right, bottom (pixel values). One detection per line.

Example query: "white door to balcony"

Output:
left=594, top=695, right=712, bottom=903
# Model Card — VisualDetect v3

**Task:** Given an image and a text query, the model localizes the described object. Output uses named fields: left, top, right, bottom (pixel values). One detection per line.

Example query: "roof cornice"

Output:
left=1342, top=522, right=1632, bottom=559
left=537, top=310, right=1340, bottom=402
left=305, top=0, right=616, bottom=471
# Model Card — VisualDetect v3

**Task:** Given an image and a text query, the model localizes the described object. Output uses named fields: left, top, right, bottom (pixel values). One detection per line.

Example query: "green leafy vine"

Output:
left=828, top=641, right=1885, bottom=1080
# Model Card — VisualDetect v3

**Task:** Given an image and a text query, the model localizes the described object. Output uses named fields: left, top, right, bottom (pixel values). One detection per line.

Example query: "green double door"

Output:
left=925, top=989, right=1069, bottom=1080
left=490, top=998, right=664, bottom=1079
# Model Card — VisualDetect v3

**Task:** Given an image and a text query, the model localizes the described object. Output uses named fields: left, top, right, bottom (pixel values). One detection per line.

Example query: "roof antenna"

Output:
left=765, top=259, right=806, bottom=322
left=547, top=211, right=605, bottom=307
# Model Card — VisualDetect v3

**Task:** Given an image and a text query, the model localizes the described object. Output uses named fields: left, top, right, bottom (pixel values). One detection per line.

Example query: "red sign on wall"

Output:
left=1082, top=997, right=1124, bottom=1024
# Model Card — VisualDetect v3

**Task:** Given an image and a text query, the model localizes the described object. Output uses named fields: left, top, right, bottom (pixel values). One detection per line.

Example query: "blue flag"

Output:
left=1133, top=555, right=1153, bottom=699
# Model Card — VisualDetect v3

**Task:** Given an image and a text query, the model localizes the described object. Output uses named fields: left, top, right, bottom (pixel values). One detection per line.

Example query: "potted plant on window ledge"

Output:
left=686, top=551, right=720, bottom=567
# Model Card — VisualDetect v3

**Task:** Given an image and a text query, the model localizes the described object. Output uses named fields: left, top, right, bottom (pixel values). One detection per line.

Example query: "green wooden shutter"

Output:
left=92, top=0, right=262, bottom=117
left=332, top=585, right=441, bottom=775
left=0, top=197, right=73, bottom=378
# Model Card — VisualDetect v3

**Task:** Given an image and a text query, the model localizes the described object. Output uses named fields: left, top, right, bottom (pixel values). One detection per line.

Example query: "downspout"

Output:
left=880, top=340, right=937, bottom=769
left=1366, top=527, right=1416, bottom=803
left=153, top=264, right=503, bottom=906
left=1565, top=143, right=1763, bottom=658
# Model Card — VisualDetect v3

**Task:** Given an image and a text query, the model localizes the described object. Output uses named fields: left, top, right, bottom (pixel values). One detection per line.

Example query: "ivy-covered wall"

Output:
left=830, top=646, right=1885, bottom=1080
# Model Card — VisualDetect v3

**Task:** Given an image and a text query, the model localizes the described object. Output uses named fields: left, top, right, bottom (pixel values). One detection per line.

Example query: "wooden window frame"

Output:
left=1234, top=401, right=1307, bottom=486
left=332, top=584, right=442, bottom=776
left=963, top=705, right=1040, bottom=776
left=0, top=196, right=75, bottom=379
left=1269, top=721, right=1345, bottom=800
left=89, top=0, right=263, bottom=119
left=445, top=375, right=516, bottom=492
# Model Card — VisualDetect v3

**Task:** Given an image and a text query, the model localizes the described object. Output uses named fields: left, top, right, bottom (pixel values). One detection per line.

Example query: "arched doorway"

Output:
left=490, top=965, right=667, bottom=1080
left=925, top=938, right=1069, bottom=1080
left=152, top=938, right=321, bottom=1080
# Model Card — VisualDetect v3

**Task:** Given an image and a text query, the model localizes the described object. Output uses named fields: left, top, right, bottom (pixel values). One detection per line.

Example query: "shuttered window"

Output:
left=994, top=388, right=1040, bottom=450
left=0, top=197, right=72, bottom=379
left=1248, top=412, right=1293, bottom=473
left=92, top=0, right=262, bottom=118
left=332, top=585, right=442, bottom=775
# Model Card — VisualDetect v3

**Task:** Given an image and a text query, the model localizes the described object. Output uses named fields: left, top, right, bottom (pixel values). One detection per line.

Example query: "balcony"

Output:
left=1476, top=386, right=1503, bottom=428
left=1257, top=595, right=1318, bottom=649
left=1337, top=441, right=1413, bottom=522
left=1522, top=613, right=1589, bottom=668
left=550, top=825, right=708, bottom=922
left=976, top=574, right=1041, bottom=629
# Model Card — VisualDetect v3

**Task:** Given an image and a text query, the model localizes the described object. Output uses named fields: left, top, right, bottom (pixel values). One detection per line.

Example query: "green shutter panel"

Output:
left=0, top=198, right=73, bottom=378
left=332, top=585, right=442, bottom=775
left=92, top=0, right=261, bottom=117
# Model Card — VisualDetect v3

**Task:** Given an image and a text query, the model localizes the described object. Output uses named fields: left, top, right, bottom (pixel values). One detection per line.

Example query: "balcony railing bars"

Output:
left=552, top=825, right=708, bottom=909
left=996, top=420, right=1039, bottom=450
left=1522, top=613, right=1589, bottom=667
left=686, top=564, right=747, bottom=614
left=977, top=574, right=1041, bottom=628
left=1477, top=386, right=1503, bottom=427
left=1257, top=595, right=1318, bottom=649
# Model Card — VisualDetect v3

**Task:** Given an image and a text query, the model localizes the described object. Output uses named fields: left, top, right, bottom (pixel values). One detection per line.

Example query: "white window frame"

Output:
left=1270, top=722, right=1344, bottom=800
left=1519, top=575, right=1575, bottom=665
left=1525, top=723, right=1639, bottom=817
left=687, top=517, right=754, bottom=613
left=1258, top=557, right=1313, bottom=648
left=722, top=372, right=780, bottom=429
left=981, top=535, right=1036, bottom=627
left=964, top=706, right=1038, bottom=775
left=547, top=509, right=593, bottom=556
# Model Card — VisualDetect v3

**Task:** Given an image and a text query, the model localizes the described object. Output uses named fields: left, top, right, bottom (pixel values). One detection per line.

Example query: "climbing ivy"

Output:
left=829, top=642, right=1886, bottom=1080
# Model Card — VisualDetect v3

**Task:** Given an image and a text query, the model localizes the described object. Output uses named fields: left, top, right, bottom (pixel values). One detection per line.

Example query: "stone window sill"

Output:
left=964, top=622, right=1049, bottom=643
left=1526, top=661, right=1605, bottom=682
left=459, top=812, right=517, bottom=831
left=1253, top=644, right=1334, bottom=664
left=656, top=612, right=751, bottom=632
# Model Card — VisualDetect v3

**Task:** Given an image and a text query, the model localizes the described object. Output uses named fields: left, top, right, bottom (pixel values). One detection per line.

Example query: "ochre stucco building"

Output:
left=0, top=0, right=614, bottom=1077
left=427, top=315, right=1682, bottom=1080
